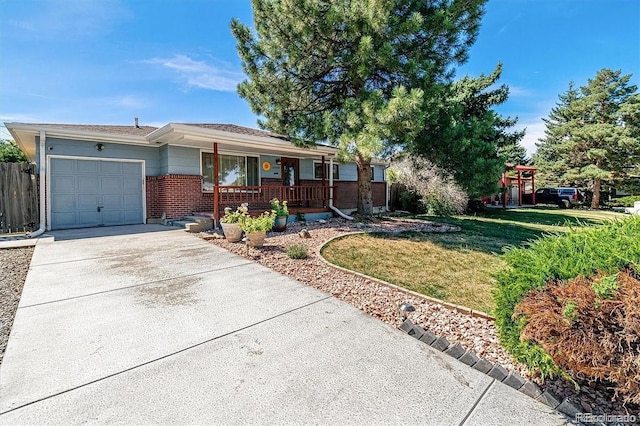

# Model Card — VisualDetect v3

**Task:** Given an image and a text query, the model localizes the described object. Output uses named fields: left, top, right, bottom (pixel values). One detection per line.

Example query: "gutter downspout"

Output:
left=328, top=156, right=354, bottom=221
left=28, top=130, right=46, bottom=238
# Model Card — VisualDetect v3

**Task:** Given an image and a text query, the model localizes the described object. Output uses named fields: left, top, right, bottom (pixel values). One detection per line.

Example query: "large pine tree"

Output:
left=409, top=63, right=525, bottom=198
left=232, top=0, right=486, bottom=214
left=535, top=69, right=640, bottom=208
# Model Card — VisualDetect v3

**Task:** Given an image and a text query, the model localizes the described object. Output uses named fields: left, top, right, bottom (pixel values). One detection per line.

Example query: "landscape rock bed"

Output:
left=203, top=216, right=638, bottom=420
left=0, top=246, right=33, bottom=365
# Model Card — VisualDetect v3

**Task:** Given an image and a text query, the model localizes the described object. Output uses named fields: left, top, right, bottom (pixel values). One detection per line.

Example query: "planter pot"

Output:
left=273, top=215, right=288, bottom=232
left=246, top=231, right=267, bottom=248
left=221, top=222, right=243, bottom=243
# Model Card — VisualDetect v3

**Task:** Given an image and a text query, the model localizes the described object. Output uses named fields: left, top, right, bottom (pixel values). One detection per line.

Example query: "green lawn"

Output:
left=321, top=207, right=626, bottom=314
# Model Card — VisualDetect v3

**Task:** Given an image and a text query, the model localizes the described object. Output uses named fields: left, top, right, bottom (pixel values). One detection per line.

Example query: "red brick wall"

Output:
left=146, top=175, right=212, bottom=219
left=145, top=174, right=387, bottom=219
left=333, top=181, right=386, bottom=210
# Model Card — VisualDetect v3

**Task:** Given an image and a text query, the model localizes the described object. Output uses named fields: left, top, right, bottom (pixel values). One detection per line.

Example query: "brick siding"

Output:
left=333, top=181, right=386, bottom=210
left=146, top=175, right=212, bottom=219
left=145, top=174, right=387, bottom=219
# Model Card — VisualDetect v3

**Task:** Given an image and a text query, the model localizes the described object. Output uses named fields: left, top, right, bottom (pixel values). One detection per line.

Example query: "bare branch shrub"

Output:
left=390, top=157, right=468, bottom=215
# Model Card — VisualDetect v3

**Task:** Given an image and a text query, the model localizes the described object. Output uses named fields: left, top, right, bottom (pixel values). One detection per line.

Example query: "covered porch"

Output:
left=146, top=123, right=341, bottom=223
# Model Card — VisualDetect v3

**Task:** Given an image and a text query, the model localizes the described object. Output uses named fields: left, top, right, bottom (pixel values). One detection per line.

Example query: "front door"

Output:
left=281, top=157, right=299, bottom=187
left=281, top=157, right=300, bottom=204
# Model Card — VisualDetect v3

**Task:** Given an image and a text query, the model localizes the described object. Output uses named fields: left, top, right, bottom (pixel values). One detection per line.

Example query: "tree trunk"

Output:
left=591, top=178, right=601, bottom=209
left=356, top=154, right=373, bottom=215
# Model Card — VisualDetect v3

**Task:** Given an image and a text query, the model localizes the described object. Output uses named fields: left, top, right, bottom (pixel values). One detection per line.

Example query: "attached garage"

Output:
left=48, top=157, right=145, bottom=230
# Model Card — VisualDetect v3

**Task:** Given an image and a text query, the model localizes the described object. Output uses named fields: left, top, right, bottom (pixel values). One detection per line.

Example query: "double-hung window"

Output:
left=202, top=152, right=259, bottom=191
left=313, top=162, right=339, bottom=180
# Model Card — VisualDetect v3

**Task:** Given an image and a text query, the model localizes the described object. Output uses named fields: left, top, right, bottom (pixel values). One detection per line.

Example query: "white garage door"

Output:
left=49, top=157, right=144, bottom=230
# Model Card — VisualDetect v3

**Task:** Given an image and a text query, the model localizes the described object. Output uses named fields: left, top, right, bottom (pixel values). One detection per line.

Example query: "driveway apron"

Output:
left=0, top=225, right=568, bottom=424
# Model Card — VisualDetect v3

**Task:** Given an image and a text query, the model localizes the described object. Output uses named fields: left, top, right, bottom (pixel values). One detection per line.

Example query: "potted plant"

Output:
left=270, top=198, right=289, bottom=232
left=220, top=204, right=248, bottom=243
left=240, top=210, right=276, bottom=248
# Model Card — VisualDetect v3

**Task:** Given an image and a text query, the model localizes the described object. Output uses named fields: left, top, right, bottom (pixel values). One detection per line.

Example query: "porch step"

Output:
left=168, top=216, right=214, bottom=233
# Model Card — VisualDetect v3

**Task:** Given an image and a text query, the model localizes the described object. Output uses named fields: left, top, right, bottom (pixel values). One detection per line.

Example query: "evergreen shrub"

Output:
left=610, top=195, right=640, bottom=208
left=493, top=216, right=640, bottom=379
left=286, top=244, right=309, bottom=259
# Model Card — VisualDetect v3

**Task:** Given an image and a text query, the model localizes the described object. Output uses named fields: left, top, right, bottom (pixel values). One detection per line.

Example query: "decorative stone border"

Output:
left=318, top=233, right=495, bottom=321
left=399, top=319, right=583, bottom=421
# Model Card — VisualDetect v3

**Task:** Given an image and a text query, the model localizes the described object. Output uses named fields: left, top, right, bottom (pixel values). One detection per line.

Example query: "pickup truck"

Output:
left=535, top=187, right=584, bottom=208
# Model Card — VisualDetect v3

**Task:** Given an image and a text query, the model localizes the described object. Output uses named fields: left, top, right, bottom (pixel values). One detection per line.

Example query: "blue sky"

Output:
left=1, top=0, right=638, bottom=156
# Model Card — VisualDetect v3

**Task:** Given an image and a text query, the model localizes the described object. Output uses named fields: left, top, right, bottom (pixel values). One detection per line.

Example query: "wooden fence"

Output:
left=0, top=163, right=38, bottom=234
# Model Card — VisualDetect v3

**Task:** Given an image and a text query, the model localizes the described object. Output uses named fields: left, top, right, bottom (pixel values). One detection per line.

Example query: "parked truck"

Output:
left=535, top=187, right=584, bottom=208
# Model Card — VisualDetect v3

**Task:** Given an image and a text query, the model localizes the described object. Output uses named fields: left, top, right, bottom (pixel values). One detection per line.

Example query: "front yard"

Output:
left=321, top=207, right=626, bottom=313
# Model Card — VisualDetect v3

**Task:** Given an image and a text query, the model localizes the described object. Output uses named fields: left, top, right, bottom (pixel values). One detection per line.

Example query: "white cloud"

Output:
left=508, top=85, right=535, bottom=98
left=516, top=119, right=547, bottom=157
left=146, top=55, right=243, bottom=92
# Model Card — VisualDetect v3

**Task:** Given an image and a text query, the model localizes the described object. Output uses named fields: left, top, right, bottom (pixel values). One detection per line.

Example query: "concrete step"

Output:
left=183, top=216, right=214, bottom=232
left=166, top=216, right=215, bottom=233
left=166, top=220, right=197, bottom=232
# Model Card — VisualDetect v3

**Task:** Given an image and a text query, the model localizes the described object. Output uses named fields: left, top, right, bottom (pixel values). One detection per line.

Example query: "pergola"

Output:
left=501, top=164, right=537, bottom=207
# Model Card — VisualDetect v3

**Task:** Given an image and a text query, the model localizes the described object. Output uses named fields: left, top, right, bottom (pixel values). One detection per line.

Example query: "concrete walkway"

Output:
left=0, top=225, right=569, bottom=425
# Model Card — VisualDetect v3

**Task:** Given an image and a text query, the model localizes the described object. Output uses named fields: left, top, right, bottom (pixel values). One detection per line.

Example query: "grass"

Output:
left=321, top=207, right=626, bottom=314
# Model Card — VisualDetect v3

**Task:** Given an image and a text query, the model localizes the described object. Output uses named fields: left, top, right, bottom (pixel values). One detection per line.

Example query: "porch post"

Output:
left=531, top=170, right=536, bottom=205
left=213, top=142, right=219, bottom=227
left=517, top=169, right=522, bottom=206
left=501, top=172, right=507, bottom=208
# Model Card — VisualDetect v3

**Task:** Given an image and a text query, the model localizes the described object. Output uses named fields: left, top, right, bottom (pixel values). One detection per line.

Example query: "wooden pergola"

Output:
left=501, top=164, right=537, bottom=207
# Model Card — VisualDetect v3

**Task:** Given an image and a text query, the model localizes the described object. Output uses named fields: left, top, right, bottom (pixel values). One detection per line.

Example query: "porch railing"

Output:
left=216, top=185, right=334, bottom=208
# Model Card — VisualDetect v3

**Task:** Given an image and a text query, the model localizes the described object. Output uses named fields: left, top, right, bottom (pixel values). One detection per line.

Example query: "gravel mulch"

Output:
left=0, top=247, right=33, bottom=365
left=202, top=216, right=639, bottom=419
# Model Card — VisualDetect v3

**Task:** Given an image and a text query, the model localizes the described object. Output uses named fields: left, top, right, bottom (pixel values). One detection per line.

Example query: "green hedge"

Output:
left=493, top=216, right=640, bottom=378
left=610, top=195, right=640, bottom=207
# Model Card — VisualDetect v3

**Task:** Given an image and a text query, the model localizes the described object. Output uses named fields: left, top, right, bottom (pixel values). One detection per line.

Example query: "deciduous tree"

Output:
left=0, top=139, right=28, bottom=163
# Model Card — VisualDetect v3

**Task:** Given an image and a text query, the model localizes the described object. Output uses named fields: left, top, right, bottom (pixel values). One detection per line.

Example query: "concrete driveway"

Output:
left=0, top=225, right=568, bottom=424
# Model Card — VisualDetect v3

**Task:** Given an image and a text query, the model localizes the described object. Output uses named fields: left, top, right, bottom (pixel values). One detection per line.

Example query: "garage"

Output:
left=49, top=157, right=144, bottom=230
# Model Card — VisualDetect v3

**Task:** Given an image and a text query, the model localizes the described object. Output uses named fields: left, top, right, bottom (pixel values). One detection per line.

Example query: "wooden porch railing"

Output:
left=216, top=185, right=335, bottom=209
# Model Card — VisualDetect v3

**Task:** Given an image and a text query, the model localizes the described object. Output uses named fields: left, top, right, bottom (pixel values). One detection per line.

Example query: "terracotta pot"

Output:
left=272, top=215, right=287, bottom=232
left=221, top=222, right=243, bottom=243
left=246, top=231, right=267, bottom=248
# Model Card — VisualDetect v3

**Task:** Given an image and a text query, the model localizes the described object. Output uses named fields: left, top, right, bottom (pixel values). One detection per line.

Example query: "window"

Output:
left=201, top=153, right=259, bottom=191
left=370, top=166, right=375, bottom=181
left=313, top=162, right=339, bottom=180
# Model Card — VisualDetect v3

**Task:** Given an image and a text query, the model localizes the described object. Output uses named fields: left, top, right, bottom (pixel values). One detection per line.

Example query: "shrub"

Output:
left=399, top=189, right=425, bottom=214
left=494, top=216, right=640, bottom=380
left=610, top=195, right=640, bottom=207
left=516, top=270, right=640, bottom=404
left=390, top=157, right=468, bottom=216
left=465, top=199, right=487, bottom=214
left=286, top=244, right=309, bottom=259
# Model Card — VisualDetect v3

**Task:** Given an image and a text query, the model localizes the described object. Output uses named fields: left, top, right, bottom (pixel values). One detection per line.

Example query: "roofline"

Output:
left=148, top=123, right=338, bottom=156
left=4, top=122, right=391, bottom=165
left=4, top=126, right=33, bottom=162
left=4, top=122, right=149, bottom=144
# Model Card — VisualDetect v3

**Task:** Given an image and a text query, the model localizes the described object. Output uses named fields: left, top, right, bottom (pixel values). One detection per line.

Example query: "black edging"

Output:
left=399, top=319, right=586, bottom=424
